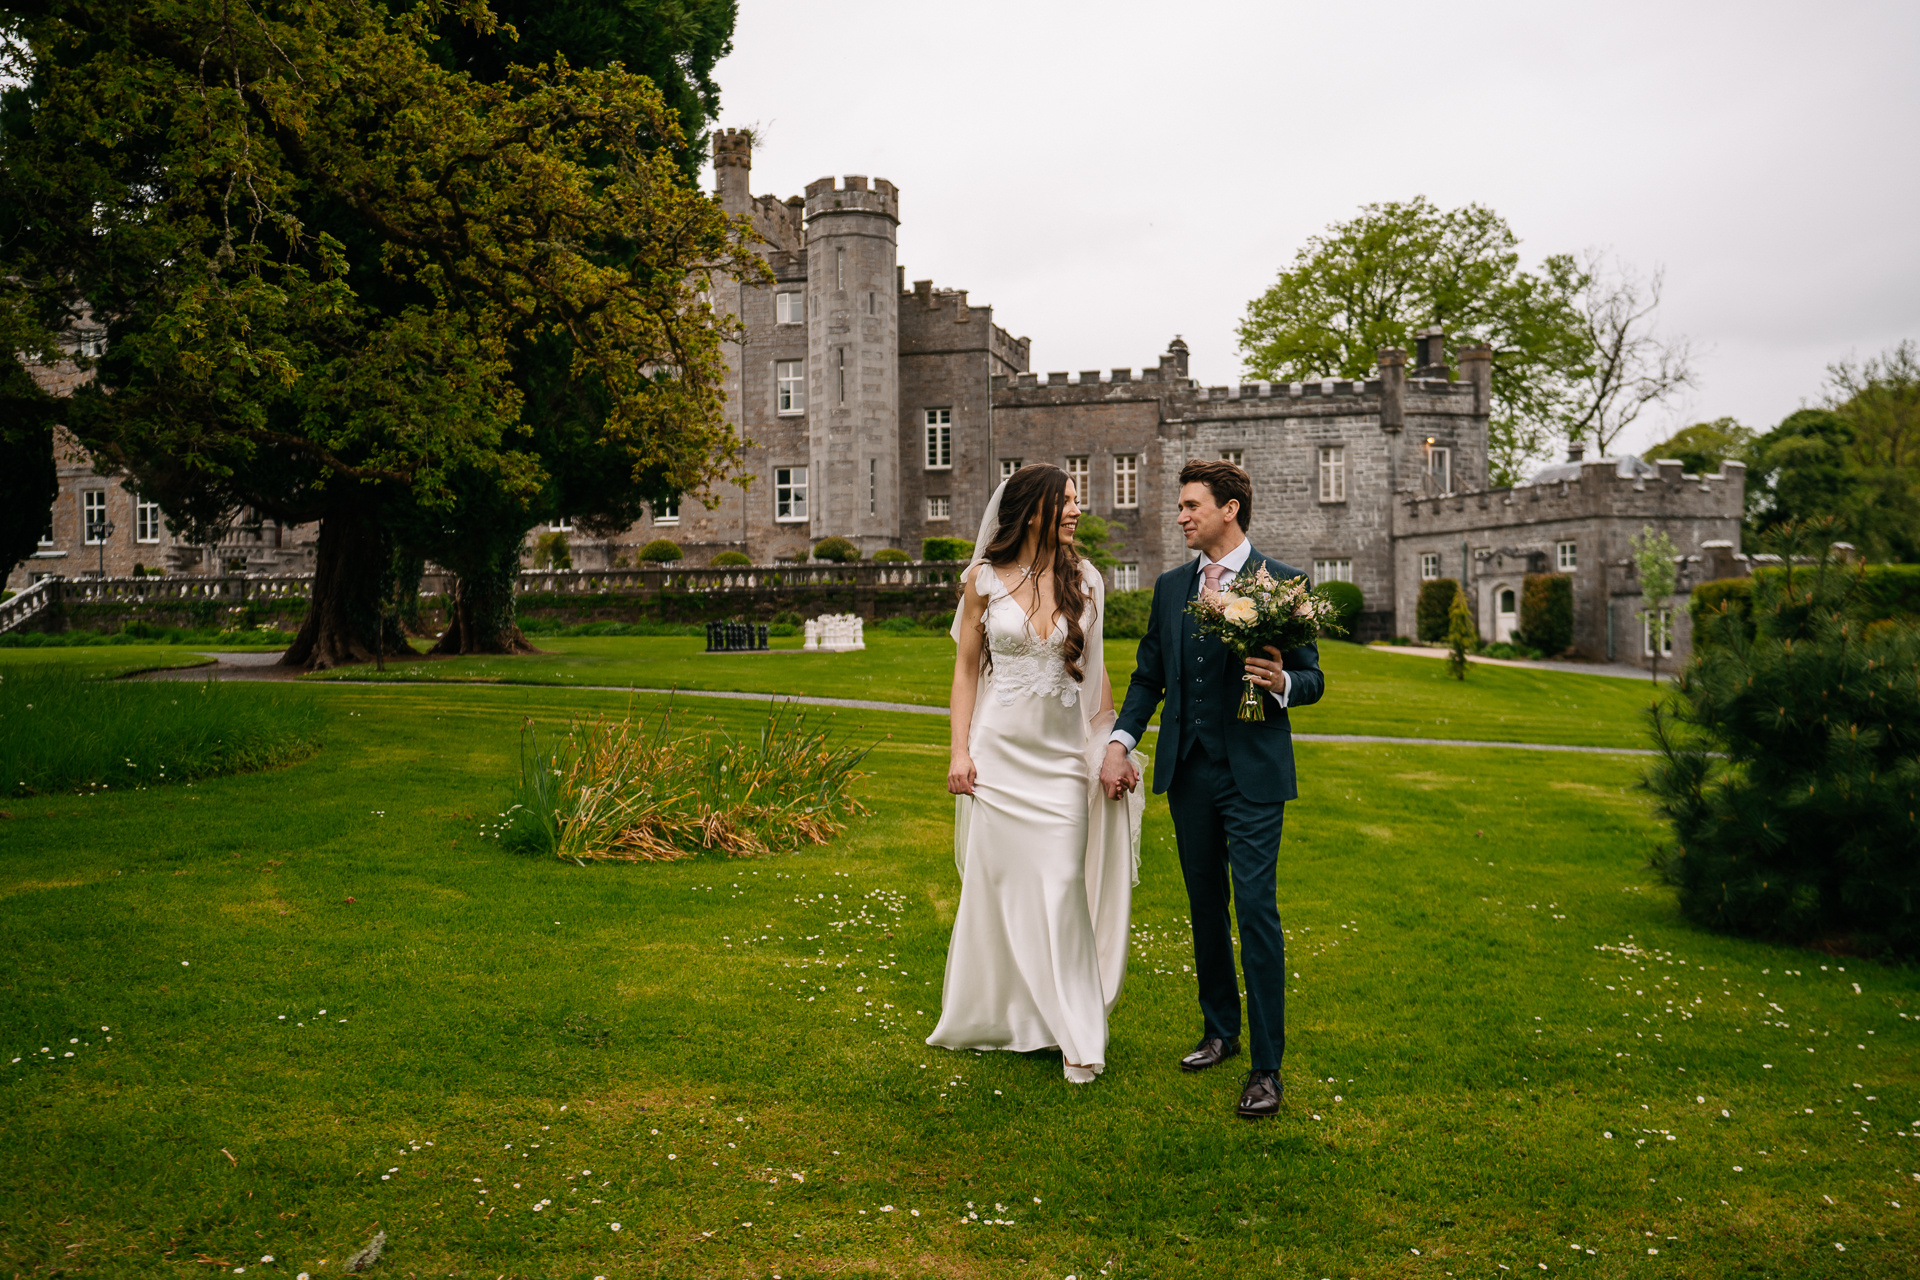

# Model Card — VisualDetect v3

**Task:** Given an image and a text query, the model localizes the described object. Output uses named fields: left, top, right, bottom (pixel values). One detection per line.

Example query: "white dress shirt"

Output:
left=1108, top=537, right=1289, bottom=751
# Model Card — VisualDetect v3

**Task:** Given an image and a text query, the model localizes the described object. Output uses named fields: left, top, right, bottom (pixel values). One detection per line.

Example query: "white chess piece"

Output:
left=803, top=618, right=819, bottom=651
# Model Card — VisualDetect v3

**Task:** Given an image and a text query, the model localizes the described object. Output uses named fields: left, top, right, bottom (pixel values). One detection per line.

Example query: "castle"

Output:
left=8, top=132, right=1750, bottom=666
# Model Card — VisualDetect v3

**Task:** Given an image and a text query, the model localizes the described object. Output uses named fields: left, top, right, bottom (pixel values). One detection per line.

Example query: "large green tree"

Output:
left=1641, top=416, right=1756, bottom=477
left=0, top=0, right=762, bottom=666
left=1236, top=197, right=1592, bottom=486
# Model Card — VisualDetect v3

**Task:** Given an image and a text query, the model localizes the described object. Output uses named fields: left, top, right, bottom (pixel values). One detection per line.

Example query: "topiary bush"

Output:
left=872, top=548, right=911, bottom=563
left=811, top=536, right=860, bottom=563
left=921, top=536, right=974, bottom=562
left=708, top=551, right=752, bottom=567
left=1648, top=539, right=1920, bottom=955
left=1315, top=579, right=1363, bottom=639
left=1417, top=578, right=1460, bottom=643
left=1515, top=572, right=1573, bottom=655
left=637, top=539, right=683, bottom=563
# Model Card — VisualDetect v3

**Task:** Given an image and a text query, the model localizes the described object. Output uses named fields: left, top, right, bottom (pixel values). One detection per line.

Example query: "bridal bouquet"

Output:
left=1186, top=563, right=1346, bottom=721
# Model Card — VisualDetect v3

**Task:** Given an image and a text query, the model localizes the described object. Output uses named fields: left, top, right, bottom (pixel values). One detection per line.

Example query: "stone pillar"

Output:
left=1457, top=342, right=1493, bottom=492
left=1378, top=347, right=1407, bottom=499
left=805, top=176, right=900, bottom=549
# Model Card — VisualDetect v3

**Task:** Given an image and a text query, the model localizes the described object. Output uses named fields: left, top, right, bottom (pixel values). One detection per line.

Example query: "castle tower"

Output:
left=712, top=128, right=753, bottom=217
left=804, top=175, right=900, bottom=547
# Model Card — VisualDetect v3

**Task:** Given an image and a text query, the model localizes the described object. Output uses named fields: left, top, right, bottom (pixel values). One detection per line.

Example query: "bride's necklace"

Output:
left=1016, top=561, right=1046, bottom=583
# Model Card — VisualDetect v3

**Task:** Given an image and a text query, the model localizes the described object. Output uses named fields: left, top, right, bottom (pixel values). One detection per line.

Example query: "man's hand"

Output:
left=1100, top=741, right=1140, bottom=800
left=1244, top=644, right=1290, bottom=694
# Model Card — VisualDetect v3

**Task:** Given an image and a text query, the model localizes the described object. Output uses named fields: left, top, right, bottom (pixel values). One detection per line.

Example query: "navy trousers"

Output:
left=1165, top=745, right=1289, bottom=1071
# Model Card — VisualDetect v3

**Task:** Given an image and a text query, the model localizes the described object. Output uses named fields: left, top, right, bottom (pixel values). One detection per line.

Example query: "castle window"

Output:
left=1113, top=563, right=1139, bottom=592
left=1644, top=608, right=1674, bottom=657
left=78, top=331, right=106, bottom=358
left=924, top=409, right=952, bottom=469
left=776, top=293, right=804, bottom=325
left=1419, top=552, right=1440, bottom=580
left=83, top=490, right=108, bottom=544
left=1065, top=456, right=1089, bottom=505
left=835, top=247, right=844, bottom=291
left=776, top=360, right=805, bottom=414
left=1557, top=540, right=1577, bottom=571
left=1313, top=558, right=1353, bottom=583
left=1113, top=455, right=1138, bottom=509
left=653, top=496, right=680, bottom=526
left=1000, top=458, right=1023, bottom=482
left=1220, top=450, right=1243, bottom=468
left=927, top=496, right=951, bottom=521
left=1428, top=446, right=1452, bottom=495
left=1318, top=447, right=1346, bottom=503
left=136, top=496, right=162, bottom=544
left=837, top=349, right=846, bottom=404
left=38, top=513, right=54, bottom=546
left=551, top=516, right=572, bottom=531
left=868, top=458, right=877, bottom=517
left=774, top=467, right=808, bottom=522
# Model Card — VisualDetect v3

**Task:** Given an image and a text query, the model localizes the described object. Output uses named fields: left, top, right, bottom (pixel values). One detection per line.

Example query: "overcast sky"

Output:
left=705, top=0, right=1919, bottom=458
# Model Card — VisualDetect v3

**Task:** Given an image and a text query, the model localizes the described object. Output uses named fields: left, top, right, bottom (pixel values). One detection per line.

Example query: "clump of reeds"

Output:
left=495, top=701, right=872, bottom=861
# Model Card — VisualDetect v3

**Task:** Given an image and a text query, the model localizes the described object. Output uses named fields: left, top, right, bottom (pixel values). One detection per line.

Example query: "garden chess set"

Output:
left=804, top=615, right=866, bottom=652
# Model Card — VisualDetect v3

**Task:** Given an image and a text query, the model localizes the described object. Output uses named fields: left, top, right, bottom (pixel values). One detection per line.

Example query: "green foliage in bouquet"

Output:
left=1417, top=578, right=1460, bottom=642
left=1647, top=529, right=1920, bottom=955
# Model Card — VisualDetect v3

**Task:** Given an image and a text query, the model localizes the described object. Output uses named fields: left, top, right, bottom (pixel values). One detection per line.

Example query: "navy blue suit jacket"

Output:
left=1113, top=547, right=1326, bottom=802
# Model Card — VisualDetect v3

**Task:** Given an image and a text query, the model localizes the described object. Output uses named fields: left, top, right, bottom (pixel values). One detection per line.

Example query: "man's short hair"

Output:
left=1179, top=459, right=1253, bottom=531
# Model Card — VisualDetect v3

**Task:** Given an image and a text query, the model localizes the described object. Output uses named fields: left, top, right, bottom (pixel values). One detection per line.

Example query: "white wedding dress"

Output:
left=926, top=558, right=1145, bottom=1083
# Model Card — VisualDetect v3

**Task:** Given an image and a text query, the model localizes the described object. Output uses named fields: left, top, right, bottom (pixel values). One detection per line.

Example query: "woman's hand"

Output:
left=948, top=751, right=978, bottom=796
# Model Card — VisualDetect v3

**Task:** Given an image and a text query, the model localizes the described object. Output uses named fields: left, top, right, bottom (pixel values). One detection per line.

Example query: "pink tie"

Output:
left=1202, top=562, right=1228, bottom=594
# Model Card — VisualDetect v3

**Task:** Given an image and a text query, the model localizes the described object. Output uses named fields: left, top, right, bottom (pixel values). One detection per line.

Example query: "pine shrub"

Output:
left=1516, top=573, right=1573, bottom=655
left=1446, top=587, right=1479, bottom=679
left=1647, top=546, right=1920, bottom=954
left=1417, top=577, right=1459, bottom=642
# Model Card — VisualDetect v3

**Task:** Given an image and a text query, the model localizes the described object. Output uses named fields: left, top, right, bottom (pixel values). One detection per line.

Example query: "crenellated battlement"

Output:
left=1396, top=458, right=1748, bottom=537
left=804, top=175, right=899, bottom=223
left=712, top=127, right=752, bottom=169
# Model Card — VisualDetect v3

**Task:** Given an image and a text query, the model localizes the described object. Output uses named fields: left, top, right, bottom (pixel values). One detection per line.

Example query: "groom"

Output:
left=1101, top=460, right=1325, bottom=1119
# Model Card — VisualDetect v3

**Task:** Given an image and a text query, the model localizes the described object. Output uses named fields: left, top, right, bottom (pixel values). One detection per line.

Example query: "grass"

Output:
left=0, top=662, right=1913, bottom=1277
left=308, top=634, right=1669, bottom=748
left=0, top=666, right=324, bottom=797
left=0, top=644, right=217, bottom=680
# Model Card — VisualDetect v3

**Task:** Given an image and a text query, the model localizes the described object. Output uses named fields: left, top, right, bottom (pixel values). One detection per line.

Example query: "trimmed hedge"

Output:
left=637, top=539, right=684, bottom=563
left=812, top=537, right=860, bottom=563
left=1104, top=588, right=1153, bottom=640
left=1316, top=579, right=1364, bottom=638
left=872, top=548, right=911, bottom=563
left=1416, top=578, right=1459, bottom=643
left=1516, top=573, right=1573, bottom=655
left=708, top=551, right=752, bottom=567
left=921, top=537, right=974, bottom=562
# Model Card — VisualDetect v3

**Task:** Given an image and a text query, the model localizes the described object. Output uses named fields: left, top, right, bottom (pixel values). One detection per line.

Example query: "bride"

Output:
left=926, top=464, right=1145, bottom=1083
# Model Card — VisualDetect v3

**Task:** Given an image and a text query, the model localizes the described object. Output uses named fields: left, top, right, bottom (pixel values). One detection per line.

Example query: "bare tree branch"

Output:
left=1559, top=250, right=1695, bottom=456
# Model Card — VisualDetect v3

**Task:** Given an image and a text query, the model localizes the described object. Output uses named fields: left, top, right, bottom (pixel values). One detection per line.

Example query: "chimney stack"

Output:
left=1567, top=442, right=1585, bottom=463
left=1413, top=327, right=1448, bottom=379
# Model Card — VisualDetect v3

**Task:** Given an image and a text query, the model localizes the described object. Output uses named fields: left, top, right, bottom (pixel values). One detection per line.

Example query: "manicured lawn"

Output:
left=309, top=634, right=1668, bottom=748
left=0, top=644, right=216, bottom=680
left=1, top=672, right=1914, bottom=1278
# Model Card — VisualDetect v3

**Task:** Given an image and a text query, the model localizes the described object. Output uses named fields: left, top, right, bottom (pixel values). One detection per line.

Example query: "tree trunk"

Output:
left=430, top=541, right=537, bottom=655
left=282, top=514, right=410, bottom=670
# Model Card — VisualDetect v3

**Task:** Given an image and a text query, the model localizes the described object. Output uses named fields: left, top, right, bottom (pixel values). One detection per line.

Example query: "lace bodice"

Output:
left=977, top=568, right=1089, bottom=707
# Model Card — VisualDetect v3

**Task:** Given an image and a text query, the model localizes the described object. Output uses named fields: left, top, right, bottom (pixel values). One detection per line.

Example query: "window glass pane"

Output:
left=1420, top=552, right=1439, bottom=580
left=1312, top=558, right=1352, bottom=583
left=1220, top=450, right=1243, bottom=467
left=1113, top=455, right=1137, bottom=507
left=775, top=467, right=808, bottom=521
left=1000, top=458, right=1023, bottom=481
left=654, top=496, right=680, bottom=525
left=1557, top=540, right=1577, bottom=571
left=776, top=293, right=805, bottom=324
left=776, top=360, right=805, bottom=414
left=1065, top=456, right=1089, bottom=504
left=1113, top=563, right=1139, bottom=592
left=1318, top=447, right=1345, bottom=502
left=927, top=496, right=950, bottom=521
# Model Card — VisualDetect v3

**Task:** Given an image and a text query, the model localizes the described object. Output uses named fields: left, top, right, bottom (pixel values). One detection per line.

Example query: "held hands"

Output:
left=1100, top=742, right=1140, bottom=801
left=948, top=751, right=978, bottom=796
left=1244, top=644, right=1289, bottom=693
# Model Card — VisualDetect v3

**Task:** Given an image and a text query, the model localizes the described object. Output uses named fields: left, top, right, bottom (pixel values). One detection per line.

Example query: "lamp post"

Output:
left=87, top=515, right=115, bottom=578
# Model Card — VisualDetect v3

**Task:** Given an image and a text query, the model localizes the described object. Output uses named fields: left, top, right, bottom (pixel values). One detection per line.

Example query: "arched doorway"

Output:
left=1493, top=583, right=1517, bottom=642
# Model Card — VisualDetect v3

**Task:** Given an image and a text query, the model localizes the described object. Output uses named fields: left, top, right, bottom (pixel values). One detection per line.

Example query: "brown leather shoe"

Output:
left=1179, top=1036, right=1241, bottom=1073
left=1237, top=1069, right=1282, bottom=1119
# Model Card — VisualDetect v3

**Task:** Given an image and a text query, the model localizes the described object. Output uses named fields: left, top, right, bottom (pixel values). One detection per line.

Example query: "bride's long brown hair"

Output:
left=976, top=463, right=1088, bottom=683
